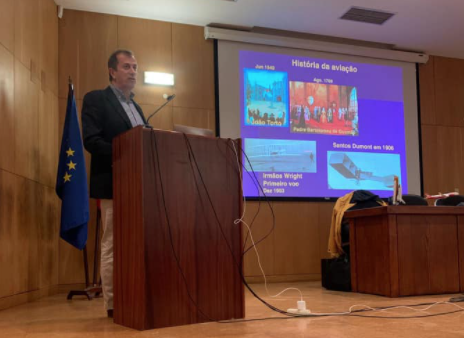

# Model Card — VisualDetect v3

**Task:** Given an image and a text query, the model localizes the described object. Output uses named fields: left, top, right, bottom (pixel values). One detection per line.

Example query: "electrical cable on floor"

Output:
left=150, top=130, right=464, bottom=321
left=181, top=134, right=294, bottom=316
left=219, top=308, right=464, bottom=323
left=221, top=139, right=464, bottom=320
left=217, top=138, right=464, bottom=320
left=229, top=140, right=304, bottom=301
left=219, top=301, right=464, bottom=322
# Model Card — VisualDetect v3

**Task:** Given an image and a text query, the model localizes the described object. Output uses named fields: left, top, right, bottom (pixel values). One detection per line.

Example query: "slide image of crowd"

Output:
left=327, top=151, right=401, bottom=191
left=244, top=69, right=288, bottom=127
left=244, top=138, right=316, bottom=172
left=289, top=82, right=359, bottom=136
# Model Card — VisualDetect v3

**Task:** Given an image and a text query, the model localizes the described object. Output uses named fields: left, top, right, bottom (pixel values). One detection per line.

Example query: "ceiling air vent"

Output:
left=340, top=7, right=395, bottom=25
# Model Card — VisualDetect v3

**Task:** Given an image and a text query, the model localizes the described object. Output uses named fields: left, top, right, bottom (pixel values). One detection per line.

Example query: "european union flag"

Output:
left=56, top=81, right=89, bottom=250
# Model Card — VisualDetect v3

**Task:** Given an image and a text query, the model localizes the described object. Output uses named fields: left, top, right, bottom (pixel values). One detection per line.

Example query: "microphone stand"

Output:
left=145, top=95, right=175, bottom=128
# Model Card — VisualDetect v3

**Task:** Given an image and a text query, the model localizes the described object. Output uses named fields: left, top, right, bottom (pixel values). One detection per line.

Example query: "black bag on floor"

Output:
left=321, top=256, right=351, bottom=292
left=322, top=190, right=384, bottom=292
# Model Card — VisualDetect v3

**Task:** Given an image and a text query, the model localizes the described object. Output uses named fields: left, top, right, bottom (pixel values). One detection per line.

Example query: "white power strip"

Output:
left=287, top=308, right=312, bottom=315
left=287, top=300, right=311, bottom=315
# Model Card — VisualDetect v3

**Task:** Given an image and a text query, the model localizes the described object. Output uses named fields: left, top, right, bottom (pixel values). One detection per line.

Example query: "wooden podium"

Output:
left=112, top=126, right=244, bottom=330
left=345, top=206, right=464, bottom=297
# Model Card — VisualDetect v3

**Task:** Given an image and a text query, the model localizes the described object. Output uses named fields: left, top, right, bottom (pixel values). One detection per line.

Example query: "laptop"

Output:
left=173, top=124, right=214, bottom=137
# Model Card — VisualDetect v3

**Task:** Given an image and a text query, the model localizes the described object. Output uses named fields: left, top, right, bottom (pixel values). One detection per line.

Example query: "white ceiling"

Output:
left=55, top=0, right=464, bottom=59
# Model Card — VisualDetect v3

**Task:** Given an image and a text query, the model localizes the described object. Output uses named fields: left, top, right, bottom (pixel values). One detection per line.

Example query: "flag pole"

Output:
left=64, top=75, right=102, bottom=300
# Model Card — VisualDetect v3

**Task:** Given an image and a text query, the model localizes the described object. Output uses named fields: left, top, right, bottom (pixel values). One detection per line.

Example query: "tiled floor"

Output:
left=0, top=282, right=463, bottom=337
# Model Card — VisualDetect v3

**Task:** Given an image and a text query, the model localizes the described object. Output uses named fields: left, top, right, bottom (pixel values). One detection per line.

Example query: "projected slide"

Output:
left=240, top=50, right=407, bottom=198
left=244, top=69, right=288, bottom=127
left=244, top=139, right=316, bottom=172
left=289, top=82, right=358, bottom=136
left=328, top=151, right=400, bottom=191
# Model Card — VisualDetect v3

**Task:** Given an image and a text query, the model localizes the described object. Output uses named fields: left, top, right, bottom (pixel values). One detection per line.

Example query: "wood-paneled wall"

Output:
left=57, top=9, right=332, bottom=284
left=3, top=6, right=463, bottom=310
left=242, top=201, right=334, bottom=282
left=0, top=0, right=60, bottom=310
left=58, top=10, right=464, bottom=285
left=419, top=56, right=464, bottom=196
left=57, top=10, right=217, bottom=284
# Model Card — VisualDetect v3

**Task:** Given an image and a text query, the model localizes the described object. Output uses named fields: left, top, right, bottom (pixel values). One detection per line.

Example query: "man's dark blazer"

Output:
left=82, top=86, right=147, bottom=199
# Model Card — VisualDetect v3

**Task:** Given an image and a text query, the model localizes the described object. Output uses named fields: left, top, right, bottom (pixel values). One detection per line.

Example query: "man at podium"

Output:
left=82, top=49, right=147, bottom=318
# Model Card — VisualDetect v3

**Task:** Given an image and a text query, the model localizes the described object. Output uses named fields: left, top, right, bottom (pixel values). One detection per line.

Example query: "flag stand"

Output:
left=58, top=76, right=99, bottom=300
left=67, top=204, right=102, bottom=300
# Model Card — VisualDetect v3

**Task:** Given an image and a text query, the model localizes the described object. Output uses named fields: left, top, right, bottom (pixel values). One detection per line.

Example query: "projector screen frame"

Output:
left=205, top=27, right=428, bottom=64
left=212, top=38, right=424, bottom=202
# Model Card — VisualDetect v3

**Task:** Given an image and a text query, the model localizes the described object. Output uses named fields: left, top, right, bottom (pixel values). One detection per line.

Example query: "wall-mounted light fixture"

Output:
left=144, top=72, right=175, bottom=86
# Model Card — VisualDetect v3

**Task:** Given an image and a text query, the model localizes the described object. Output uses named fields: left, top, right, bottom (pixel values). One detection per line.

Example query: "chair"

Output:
left=388, top=194, right=428, bottom=206
left=435, top=195, right=464, bottom=206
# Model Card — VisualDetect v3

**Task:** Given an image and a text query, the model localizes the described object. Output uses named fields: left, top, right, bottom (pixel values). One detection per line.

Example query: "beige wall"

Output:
left=2, top=4, right=464, bottom=311
left=0, top=0, right=60, bottom=310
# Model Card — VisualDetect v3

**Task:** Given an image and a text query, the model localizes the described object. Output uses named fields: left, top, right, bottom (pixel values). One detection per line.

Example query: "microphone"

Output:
left=146, top=94, right=176, bottom=126
left=163, top=93, right=175, bottom=101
